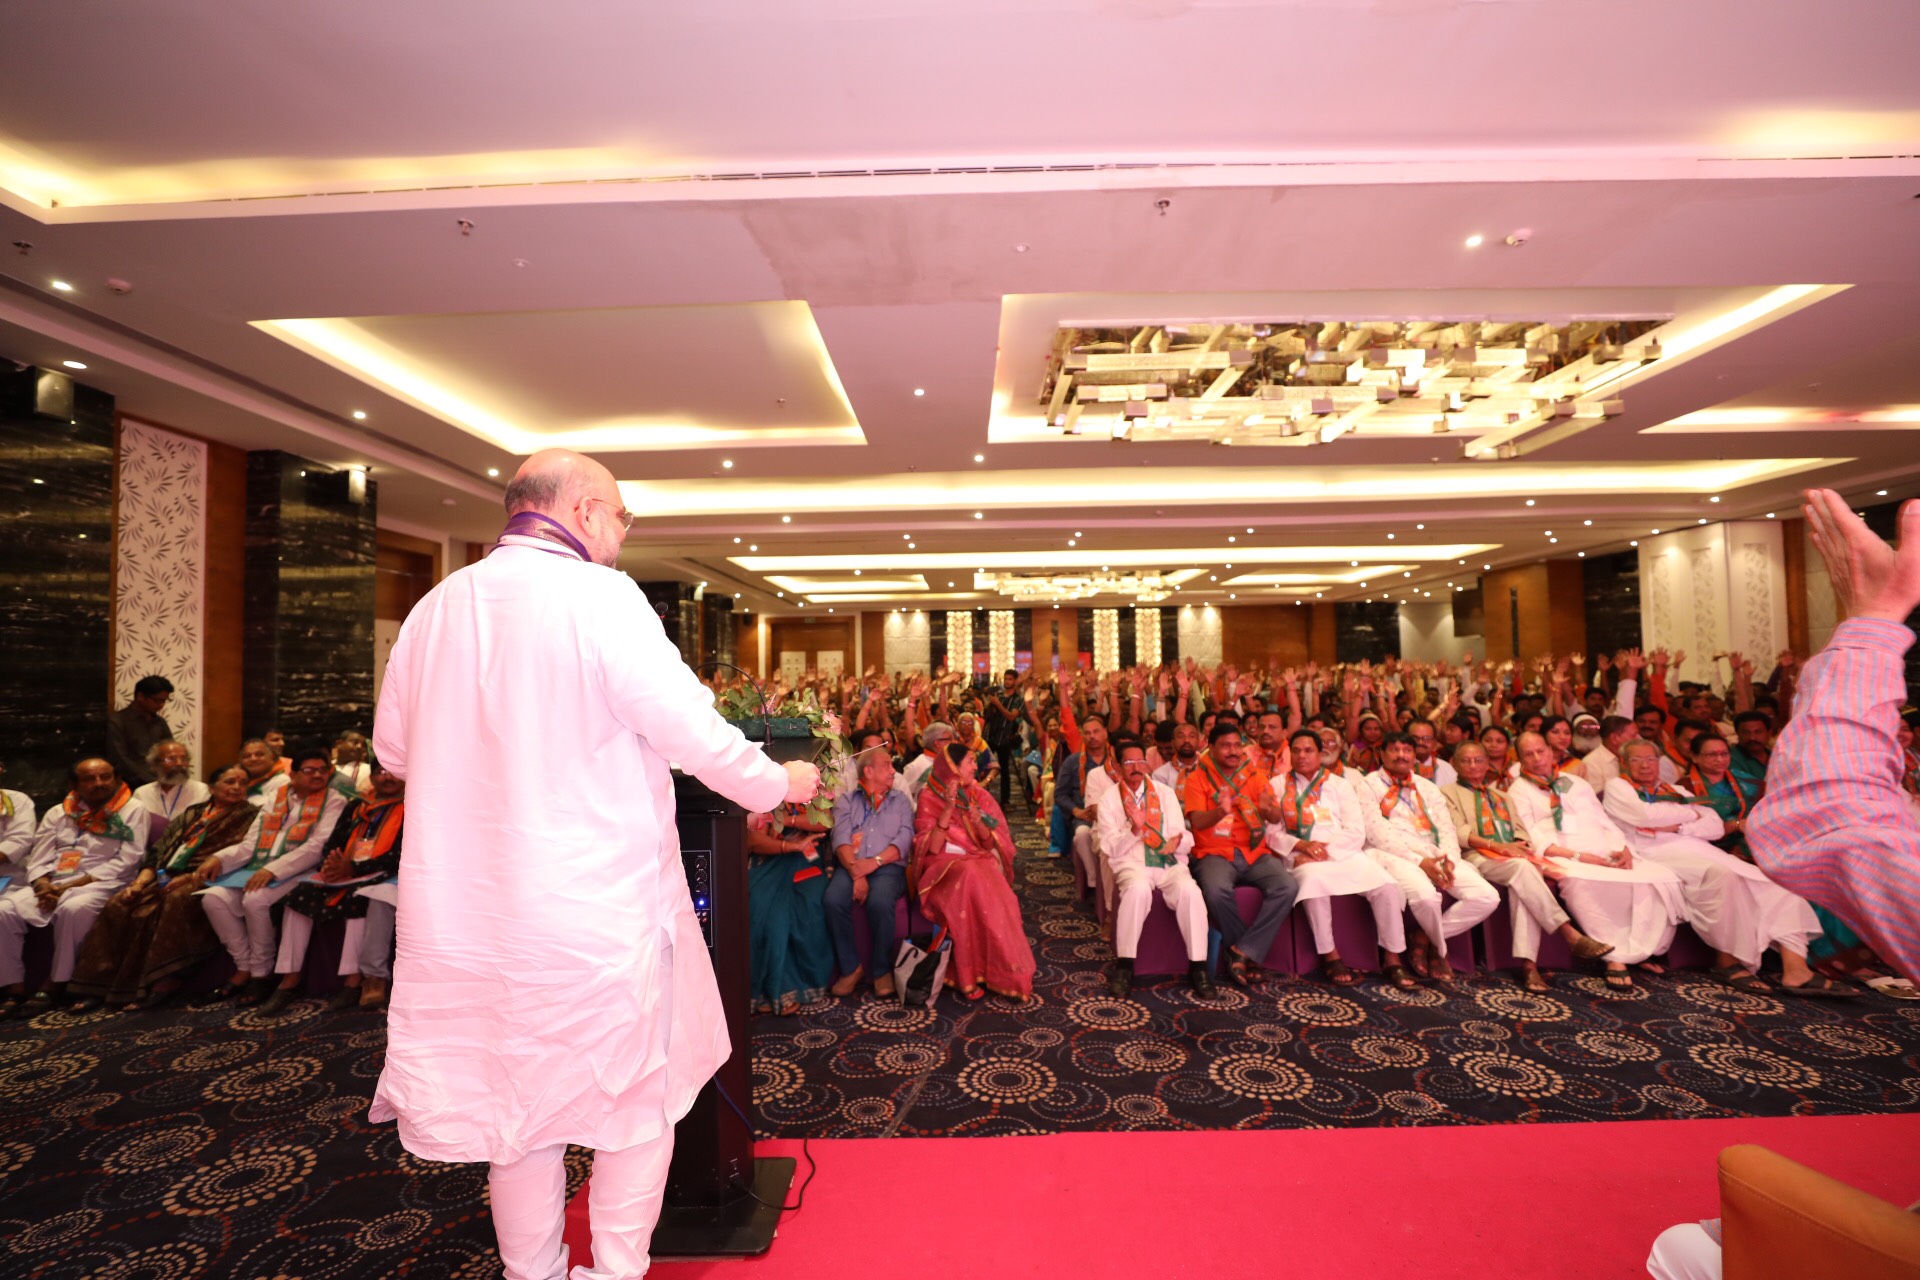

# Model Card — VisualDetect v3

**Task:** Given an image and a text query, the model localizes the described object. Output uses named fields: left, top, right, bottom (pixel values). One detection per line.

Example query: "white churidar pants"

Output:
left=200, top=876, right=304, bottom=977
left=488, top=1132, right=675, bottom=1280
left=1112, top=861, right=1207, bottom=961
left=1370, top=851, right=1499, bottom=951
left=1464, top=854, right=1570, bottom=961
left=0, top=882, right=117, bottom=986
left=274, top=910, right=367, bottom=977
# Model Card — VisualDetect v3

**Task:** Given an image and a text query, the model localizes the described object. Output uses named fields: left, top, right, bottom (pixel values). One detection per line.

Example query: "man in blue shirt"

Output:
left=826, top=741, right=917, bottom=997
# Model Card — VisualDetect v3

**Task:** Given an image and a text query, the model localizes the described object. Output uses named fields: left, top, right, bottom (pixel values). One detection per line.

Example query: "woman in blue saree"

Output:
left=746, top=803, right=835, bottom=1015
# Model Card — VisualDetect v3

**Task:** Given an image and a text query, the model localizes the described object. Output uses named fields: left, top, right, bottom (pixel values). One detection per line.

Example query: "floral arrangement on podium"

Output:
left=713, top=683, right=849, bottom=827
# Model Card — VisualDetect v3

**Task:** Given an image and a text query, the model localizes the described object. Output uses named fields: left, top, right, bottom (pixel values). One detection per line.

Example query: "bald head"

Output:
left=503, top=449, right=628, bottom=567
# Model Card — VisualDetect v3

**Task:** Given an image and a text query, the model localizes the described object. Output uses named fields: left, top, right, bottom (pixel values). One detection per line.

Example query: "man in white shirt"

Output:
left=1151, top=721, right=1203, bottom=795
left=197, top=743, right=351, bottom=1006
left=0, top=764, right=34, bottom=889
left=1578, top=716, right=1636, bottom=794
left=133, top=740, right=211, bottom=835
left=901, top=722, right=957, bottom=800
left=1267, top=730, right=1411, bottom=989
left=1360, top=734, right=1498, bottom=987
left=1603, top=741, right=1844, bottom=998
left=1407, top=720, right=1457, bottom=787
left=0, top=758, right=147, bottom=1017
left=1096, top=739, right=1214, bottom=998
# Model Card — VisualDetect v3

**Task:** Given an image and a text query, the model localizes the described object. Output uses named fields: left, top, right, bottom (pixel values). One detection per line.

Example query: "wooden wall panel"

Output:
left=1220, top=603, right=1311, bottom=669
left=736, top=613, right=760, bottom=679
left=1308, top=603, right=1338, bottom=666
left=767, top=618, right=855, bottom=674
left=860, top=610, right=886, bottom=676
left=1033, top=606, right=1078, bottom=672
left=202, top=440, right=247, bottom=770
left=1781, top=516, right=1810, bottom=656
left=1481, top=560, right=1585, bottom=661
left=1546, top=559, right=1588, bottom=656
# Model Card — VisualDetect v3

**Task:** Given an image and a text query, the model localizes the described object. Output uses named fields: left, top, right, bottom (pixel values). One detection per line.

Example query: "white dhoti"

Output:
left=0, top=882, right=117, bottom=986
left=1292, top=854, right=1408, bottom=956
left=275, top=908, right=368, bottom=978
left=1636, top=837, right=1820, bottom=969
left=200, top=876, right=304, bottom=977
left=1520, top=828, right=1686, bottom=966
left=488, top=1131, right=675, bottom=1280
left=1112, top=861, right=1207, bottom=961
left=1370, top=851, right=1499, bottom=951
left=1072, top=825, right=1097, bottom=888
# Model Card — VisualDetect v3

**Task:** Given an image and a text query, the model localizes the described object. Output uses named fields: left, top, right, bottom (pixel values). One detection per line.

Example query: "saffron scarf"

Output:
left=1519, top=770, right=1571, bottom=830
left=1375, top=776, right=1440, bottom=846
left=1463, top=781, right=1516, bottom=843
left=244, top=786, right=328, bottom=871
left=159, top=800, right=255, bottom=875
left=1280, top=769, right=1329, bottom=839
left=1632, top=780, right=1688, bottom=804
left=1118, top=780, right=1173, bottom=868
left=62, top=784, right=136, bottom=842
left=1197, top=753, right=1266, bottom=843
left=1687, top=768, right=1752, bottom=823
left=246, top=759, right=291, bottom=798
left=342, top=798, right=405, bottom=864
left=1348, top=741, right=1383, bottom=774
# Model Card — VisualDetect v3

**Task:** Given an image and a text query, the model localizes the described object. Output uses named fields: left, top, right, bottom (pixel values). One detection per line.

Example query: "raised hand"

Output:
left=1803, top=489, right=1920, bottom=623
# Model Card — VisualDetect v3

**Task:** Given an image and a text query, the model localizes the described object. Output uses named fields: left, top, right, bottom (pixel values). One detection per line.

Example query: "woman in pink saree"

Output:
left=911, top=743, right=1036, bottom=1001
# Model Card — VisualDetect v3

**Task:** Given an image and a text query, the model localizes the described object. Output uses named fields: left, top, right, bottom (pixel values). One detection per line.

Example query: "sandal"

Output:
left=1603, top=971, right=1634, bottom=994
left=1708, top=964, right=1771, bottom=994
left=1380, top=964, right=1417, bottom=991
left=1518, top=969, right=1551, bottom=993
left=1864, top=975, right=1920, bottom=1000
left=1225, top=956, right=1255, bottom=989
left=1323, top=959, right=1358, bottom=987
left=1779, top=975, right=1858, bottom=1000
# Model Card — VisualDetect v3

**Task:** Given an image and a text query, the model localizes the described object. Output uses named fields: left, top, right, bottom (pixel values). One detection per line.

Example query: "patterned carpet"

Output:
left=3, top=817, right=1916, bottom=1277
left=749, top=819, right=1920, bottom=1137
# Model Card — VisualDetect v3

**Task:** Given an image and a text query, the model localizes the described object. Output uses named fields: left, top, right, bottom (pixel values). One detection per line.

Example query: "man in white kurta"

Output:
left=0, top=773, right=34, bottom=887
left=1095, top=741, right=1212, bottom=997
left=1603, top=741, right=1837, bottom=996
left=1360, top=735, right=1498, bottom=985
left=132, top=740, right=210, bottom=840
left=0, top=759, right=146, bottom=1012
left=371, top=449, right=819, bottom=1280
left=1264, top=729, right=1407, bottom=984
left=1504, top=738, right=1684, bottom=986
left=198, top=745, right=350, bottom=1002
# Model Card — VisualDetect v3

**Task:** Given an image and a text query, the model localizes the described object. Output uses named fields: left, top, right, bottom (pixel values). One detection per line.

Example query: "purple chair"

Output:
left=1289, top=893, right=1474, bottom=977
left=846, top=894, right=933, bottom=978
left=1662, top=924, right=1716, bottom=970
left=1130, top=893, right=1202, bottom=976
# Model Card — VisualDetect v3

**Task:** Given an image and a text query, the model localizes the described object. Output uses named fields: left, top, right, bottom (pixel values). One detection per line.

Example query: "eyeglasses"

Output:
left=584, top=496, right=634, bottom=532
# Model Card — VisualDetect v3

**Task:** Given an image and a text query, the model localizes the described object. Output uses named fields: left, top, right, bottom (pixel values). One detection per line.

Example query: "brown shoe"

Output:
left=872, top=974, right=896, bottom=998
left=358, top=978, right=390, bottom=1009
left=1569, top=934, right=1616, bottom=963
left=830, top=966, right=865, bottom=998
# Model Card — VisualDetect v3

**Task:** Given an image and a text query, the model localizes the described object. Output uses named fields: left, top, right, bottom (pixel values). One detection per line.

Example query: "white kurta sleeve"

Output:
left=372, top=619, right=415, bottom=781
left=1359, top=778, right=1430, bottom=863
left=1508, top=784, right=1563, bottom=852
left=1421, top=780, right=1462, bottom=859
left=1613, top=677, right=1637, bottom=721
left=264, top=792, right=350, bottom=881
left=1094, top=787, right=1133, bottom=870
left=1323, top=777, right=1370, bottom=859
left=591, top=578, right=789, bottom=814
left=1602, top=779, right=1723, bottom=838
left=1158, top=782, right=1193, bottom=858
left=24, top=815, right=61, bottom=881
left=102, top=812, right=149, bottom=887
left=210, top=811, right=269, bottom=875
left=0, top=796, right=36, bottom=871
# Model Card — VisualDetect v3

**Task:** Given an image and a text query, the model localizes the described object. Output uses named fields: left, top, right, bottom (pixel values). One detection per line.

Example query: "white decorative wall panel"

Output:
left=1176, top=604, right=1223, bottom=667
left=1396, top=601, right=1461, bottom=663
left=987, top=610, right=1016, bottom=675
left=1092, top=609, right=1121, bottom=673
left=1134, top=608, right=1162, bottom=667
left=114, top=419, right=207, bottom=765
left=883, top=609, right=931, bottom=675
left=944, top=611, right=972, bottom=673
left=1637, top=521, right=1786, bottom=683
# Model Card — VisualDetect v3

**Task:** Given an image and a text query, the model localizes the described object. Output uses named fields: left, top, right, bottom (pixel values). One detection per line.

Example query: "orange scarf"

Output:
left=244, top=786, right=328, bottom=870
left=1117, top=780, right=1172, bottom=866
left=1197, top=753, right=1266, bottom=844
left=1518, top=770, right=1570, bottom=830
left=62, top=784, right=136, bottom=841
left=1280, top=769, right=1329, bottom=838
left=1462, top=780, right=1517, bottom=842
left=1375, top=776, right=1440, bottom=846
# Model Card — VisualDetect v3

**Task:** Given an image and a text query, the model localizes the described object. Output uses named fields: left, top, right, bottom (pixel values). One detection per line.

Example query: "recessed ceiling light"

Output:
left=1697, top=518, right=1707, bottom=525
left=973, top=512, right=983, bottom=519
left=1415, top=523, right=1424, bottom=530
left=1228, top=536, right=1236, bottom=543
left=1545, top=531, right=1553, bottom=536
left=50, top=280, right=73, bottom=292
left=1315, top=591, right=1323, bottom=598
left=1708, top=494, right=1719, bottom=502
left=1652, top=528, right=1660, bottom=534
left=1765, top=513, right=1775, bottom=519
left=1630, top=540, right=1638, bottom=547
left=782, top=515, right=792, bottom=523
left=1577, top=552, right=1585, bottom=558
left=913, top=388, right=926, bottom=397
left=734, top=592, right=741, bottom=599
left=948, top=581, right=955, bottom=587
left=1549, top=537, right=1558, bottom=543
left=1246, top=527, right=1254, bottom=534
left=777, top=591, right=784, bottom=597
left=733, top=537, right=741, bottom=544
left=61, top=359, right=86, bottom=370
left=973, top=454, right=985, bottom=463
left=749, top=544, right=757, bottom=551
left=1229, top=593, right=1237, bottom=599
left=1583, top=519, right=1592, bottom=526
left=77, top=533, right=87, bottom=540
left=1465, top=234, right=1485, bottom=248
left=908, top=542, right=916, bottom=549
left=1225, top=563, right=1232, bottom=568
left=722, top=459, right=734, bottom=469
left=1402, top=571, right=1411, bottom=577
left=1524, top=499, right=1535, bottom=507
left=1482, top=564, right=1490, bottom=570
left=1350, top=560, right=1359, bottom=567
left=1209, top=575, right=1217, bottom=581
left=1877, top=489, right=1889, bottom=496
left=30, top=478, right=43, bottom=485
left=1075, top=531, right=1083, bottom=537
left=828, top=607, right=834, bottom=613
left=1386, top=533, right=1395, bottom=540
left=487, top=468, right=500, bottom=477
left=853, top=569, right=861, bottom=575
left=1067, top=539, right=1076, bottom=546
left=352, top=410, right=367, bottom=420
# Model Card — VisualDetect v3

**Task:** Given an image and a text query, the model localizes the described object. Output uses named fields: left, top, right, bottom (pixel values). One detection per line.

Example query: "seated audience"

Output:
left=1605, top=741, right=1847, bottom=997
left=0, top=758, right=147, bottom=1017
left=260, top=762, right=407, bottom=1013
left=746, top=803, right=833, bottom=1016
left=1058, top=714, right=1114, bottom=885
left=196, top=744, right=350, bottom=1005
left=1443, top=741, right=1620, bottom=992
left=1268, top=730, right=1411, bottom=989
left=1096, top=738, right=1213, bottom=998
left=1359, top=734, right=1498, bottom=987
left=1506, top=733, right=1685, bottom=992
left=0, top=763, right=34, bottom=887
left=1578, top=715, right=1636, bottom=794
left=1407, top=719, right=1456, bottom=786
left=902, top=721, right=956, bottom=800
left=1730, top=710, right=1775, bottom=781
left=1685, top=733, right=1760, bottom=859
left=331, top=731, right=373, bottom=798
left=1183, top=723, right=1295, bottom=988
left=1479, top=724, right=1514, bottom=778
left=106, top=675, right=174, bottom=788
left=826, top=741, right=915, bottom=998
left=132, top=740, right=210, bottom=833
left=67, top=763, right=257, bottom=1011
left=238, top=737, right=291, bottom=804
left=912, top=742, right=1034, bottom=1001
left=1152, top=721, right=1203, bottom=794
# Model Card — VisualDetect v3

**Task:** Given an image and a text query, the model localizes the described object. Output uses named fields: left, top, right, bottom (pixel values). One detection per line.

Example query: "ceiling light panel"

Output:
left=736, top=544, right=1494, bottom=573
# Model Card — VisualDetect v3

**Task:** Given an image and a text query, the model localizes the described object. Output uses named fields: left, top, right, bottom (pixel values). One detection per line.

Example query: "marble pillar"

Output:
left=243, top=452, right=377, bottom=749
left=0, top=368, right=115, bottom=809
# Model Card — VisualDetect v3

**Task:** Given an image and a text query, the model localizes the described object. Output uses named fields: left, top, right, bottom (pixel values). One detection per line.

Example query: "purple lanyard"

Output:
left=496, top=511, right=591, bottom=562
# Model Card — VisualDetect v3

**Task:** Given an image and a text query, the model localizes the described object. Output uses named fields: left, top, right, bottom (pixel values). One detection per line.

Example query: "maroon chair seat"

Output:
left=1289, top=892, right=1475, bottom=976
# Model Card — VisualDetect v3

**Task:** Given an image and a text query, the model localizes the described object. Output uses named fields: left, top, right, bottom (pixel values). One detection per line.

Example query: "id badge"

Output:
left=54, top=848, right=83, bottom=875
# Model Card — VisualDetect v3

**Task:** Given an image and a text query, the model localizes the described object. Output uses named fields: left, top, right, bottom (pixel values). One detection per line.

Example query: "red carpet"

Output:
left=562, top=1114, right=1920, bottom=1278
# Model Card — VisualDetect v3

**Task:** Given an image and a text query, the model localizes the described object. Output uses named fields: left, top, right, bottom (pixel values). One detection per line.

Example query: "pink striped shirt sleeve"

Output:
left=1748, top=617, right=1920, bottom=978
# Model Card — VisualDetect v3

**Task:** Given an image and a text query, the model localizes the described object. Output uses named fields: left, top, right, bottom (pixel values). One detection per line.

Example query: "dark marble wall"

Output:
left=700, top=596, right=736, bottom=671
left=1582, top=551, right=1643, bottom=663
left=1335, top=602, right=1402, bottom=664
left=243, top=452, right=376, bottom=750
left=635, top=581, right=699, bottom=666
left=0, top=368, right=115, bottom=810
